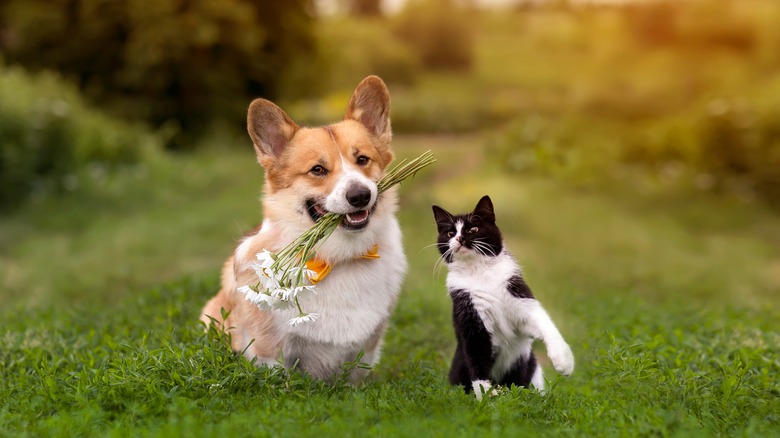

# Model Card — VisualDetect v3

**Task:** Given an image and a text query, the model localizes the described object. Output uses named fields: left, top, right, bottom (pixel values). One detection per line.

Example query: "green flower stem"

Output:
left=273, top=152, right=435, bottom=271
left=268, top=150, right=436, bottom=307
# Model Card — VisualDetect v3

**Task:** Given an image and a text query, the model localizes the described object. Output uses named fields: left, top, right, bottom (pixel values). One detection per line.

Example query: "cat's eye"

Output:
left=468, top=227, right=478, bottom=234
left=310, top=165, right=328, bottom=176
left=356, top=155, right=370, bottom=166
left=447, top=231, right=455, bottom=238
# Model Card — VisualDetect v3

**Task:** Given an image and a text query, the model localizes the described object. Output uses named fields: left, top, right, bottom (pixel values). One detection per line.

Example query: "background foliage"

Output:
left=0, top=0, right=315, bottom=145
left=476, top=0, right=780, bottom=204
left=392, top=0, right=474, bottom=71
left=1, top=0, right=779, bottom=216
left=0, top=65, right=161, bottom=210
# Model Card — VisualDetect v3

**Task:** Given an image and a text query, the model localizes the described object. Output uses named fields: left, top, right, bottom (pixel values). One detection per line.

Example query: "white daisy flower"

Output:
left=258, top=269, right=279, bottom=290
left=271, top=299, right=293, bottom=311
left=304, top=268, right=318, bottom=282
left=248, top=262, right=267, bottom=280
left=256, top=249, right=275, bottom=268
left=268, top=287, right=285, bottom=301
left=250, top=293, right=276, bottom=310
left=237, top=285, right=275, bottom=311
left=277, top=287, right=296, bottom=301
left=283, top=265, right=310, bottom=279
left=236, top=285, right=255, bottom=296
left=287, top=313, right=320, bottom=326
left=293, top=284, right=317, bottom=296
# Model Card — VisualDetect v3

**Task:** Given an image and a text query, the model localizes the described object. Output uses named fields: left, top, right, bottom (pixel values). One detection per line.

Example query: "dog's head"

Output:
left=247, top=76, right=393, bottom=233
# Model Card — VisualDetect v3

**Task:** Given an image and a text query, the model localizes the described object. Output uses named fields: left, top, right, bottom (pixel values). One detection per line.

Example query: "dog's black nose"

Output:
left=346, top=185, right=372, bottom=208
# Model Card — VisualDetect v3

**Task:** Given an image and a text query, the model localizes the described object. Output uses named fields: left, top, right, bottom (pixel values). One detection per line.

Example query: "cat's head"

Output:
left=431, top=195, right=503, bottom=263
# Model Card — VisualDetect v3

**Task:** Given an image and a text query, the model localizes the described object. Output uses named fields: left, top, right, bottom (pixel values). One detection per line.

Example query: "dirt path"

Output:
left=393, top=133, right=487, bottom=184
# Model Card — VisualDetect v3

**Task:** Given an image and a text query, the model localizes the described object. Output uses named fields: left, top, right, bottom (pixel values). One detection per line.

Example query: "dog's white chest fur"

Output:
left=237, top=214, right=407, bottom=379
left=280, top=217, right=407, bottom=345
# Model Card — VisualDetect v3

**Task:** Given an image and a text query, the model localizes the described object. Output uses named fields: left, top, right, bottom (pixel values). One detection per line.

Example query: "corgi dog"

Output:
left=201, top=76, right=407, bottom=382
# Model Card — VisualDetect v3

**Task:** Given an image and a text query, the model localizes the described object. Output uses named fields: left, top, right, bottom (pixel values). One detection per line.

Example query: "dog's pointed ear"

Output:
left=473, top=196, right=495, bottom=223
left=345, top=75, right=391, bottom=143
left=247, top=98, right=299, bottom=161
left=432, top=205, right=453, bottom=230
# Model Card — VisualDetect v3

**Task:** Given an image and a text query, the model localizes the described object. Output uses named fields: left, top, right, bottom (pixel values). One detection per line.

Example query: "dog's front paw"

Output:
left=549, top=343, right=575, bottom=376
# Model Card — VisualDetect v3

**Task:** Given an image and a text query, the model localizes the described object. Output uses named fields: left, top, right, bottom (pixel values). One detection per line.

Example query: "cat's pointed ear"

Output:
left=432, top=205, right=453, bottom=229
left=474, top=195, right=495, bottom=223
left=247, top=98, right=300, bottom=162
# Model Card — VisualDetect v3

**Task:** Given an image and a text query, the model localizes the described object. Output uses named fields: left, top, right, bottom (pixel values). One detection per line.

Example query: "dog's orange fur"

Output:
left=201, top=76, right=399, bottom=367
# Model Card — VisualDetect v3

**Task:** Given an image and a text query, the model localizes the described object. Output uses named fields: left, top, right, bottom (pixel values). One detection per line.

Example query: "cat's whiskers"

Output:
left=434, top=257, right=447, bottom=276
left=477, top=240, right=499, bottom=256
left=419, top=242, right=443, bottom=252
left=422, top=242, right=452, bottom=275
left=470, top=242, right=488, bottom=257
left=433, top=250, right=450, bottom=275
left=433, top=246, right=456, bottom=276
left=471, top=240, right=494, bottom=257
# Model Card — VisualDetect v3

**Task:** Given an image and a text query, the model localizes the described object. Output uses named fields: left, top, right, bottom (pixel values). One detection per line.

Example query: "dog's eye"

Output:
left=447, top=231, right=455, bottom=238
left=468, top=227, right=478, bottom=234
left=310, top=165, right=328, bottom=176
left=356, top=155, right=370, bottom=166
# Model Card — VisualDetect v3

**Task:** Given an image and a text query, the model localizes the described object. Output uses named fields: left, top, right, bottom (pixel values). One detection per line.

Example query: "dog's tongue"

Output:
left=346, top=210, right=369, bottom=223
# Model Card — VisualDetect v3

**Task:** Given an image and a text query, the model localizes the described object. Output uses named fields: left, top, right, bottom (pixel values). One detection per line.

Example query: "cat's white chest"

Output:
left=446, top=253, right=523, bottom=339
left=447, top=252, right=539, bottom=377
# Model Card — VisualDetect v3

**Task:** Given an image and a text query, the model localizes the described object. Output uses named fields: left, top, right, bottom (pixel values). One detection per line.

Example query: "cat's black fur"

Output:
left=433, top=196, right=537, bottom=392
left=432, top=195, right=560, bottom=395
left=447, top=288, right=539, bottom=391
left=433, top=195, right=503, bottom=263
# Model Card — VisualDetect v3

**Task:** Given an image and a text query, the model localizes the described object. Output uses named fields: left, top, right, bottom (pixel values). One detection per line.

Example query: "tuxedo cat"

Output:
left=432, top=196, right=574, bottom=399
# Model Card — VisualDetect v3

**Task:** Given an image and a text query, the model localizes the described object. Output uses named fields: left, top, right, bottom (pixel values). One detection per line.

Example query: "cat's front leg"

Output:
left=462, top=348, right=497, bottom=400
left=522, top=301, right=575, bottom=376
left=454, top=334, right=498, bottom=400
left=471, top=380, right=497, bottom=401
left=547, top=338, right=575, bottom=376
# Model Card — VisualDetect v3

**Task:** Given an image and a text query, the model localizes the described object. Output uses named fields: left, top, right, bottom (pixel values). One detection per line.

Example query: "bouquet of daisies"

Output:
left=237, top=150, right=436, bottom=326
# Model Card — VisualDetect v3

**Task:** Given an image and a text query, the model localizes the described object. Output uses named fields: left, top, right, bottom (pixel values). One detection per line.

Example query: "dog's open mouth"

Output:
left=306, top=199, right=372, bottom=231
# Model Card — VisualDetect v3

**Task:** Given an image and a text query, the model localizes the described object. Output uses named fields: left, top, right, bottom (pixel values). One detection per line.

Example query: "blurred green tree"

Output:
left=0, top=0, right=316, bottom=147
left=0, top=66, right=162, bottom=210
left=393, top=0, right=473, bottom=71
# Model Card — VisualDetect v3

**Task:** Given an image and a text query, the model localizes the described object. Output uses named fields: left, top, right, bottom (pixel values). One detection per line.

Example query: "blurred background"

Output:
left=1, top=0, right=779, bottom=311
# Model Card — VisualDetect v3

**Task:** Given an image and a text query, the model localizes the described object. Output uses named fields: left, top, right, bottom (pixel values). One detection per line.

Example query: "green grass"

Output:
left=2, top=134, right=779, bottom=436
left=0, top=138, right=260, bottom=308
left=3, top=5, right=780, bottom=435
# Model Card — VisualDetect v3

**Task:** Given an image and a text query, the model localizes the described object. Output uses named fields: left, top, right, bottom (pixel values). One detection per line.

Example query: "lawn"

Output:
left=3, top=4, right=780, bottom=435
left=1, top=133, right=779, bottom=436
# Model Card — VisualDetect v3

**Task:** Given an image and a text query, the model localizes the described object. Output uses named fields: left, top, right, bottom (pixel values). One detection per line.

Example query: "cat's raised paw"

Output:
left=549, top=343, right=575, bottom=376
